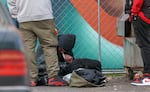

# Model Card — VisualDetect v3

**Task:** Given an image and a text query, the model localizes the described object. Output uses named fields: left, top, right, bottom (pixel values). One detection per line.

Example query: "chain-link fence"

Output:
left=1, top=0, right=125, bottom=70
left=51, top=0, right=124, bottom=70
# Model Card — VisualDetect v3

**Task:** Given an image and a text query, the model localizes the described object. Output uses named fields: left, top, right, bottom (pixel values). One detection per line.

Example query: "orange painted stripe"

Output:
left=70, top=0, right=123, bottom=46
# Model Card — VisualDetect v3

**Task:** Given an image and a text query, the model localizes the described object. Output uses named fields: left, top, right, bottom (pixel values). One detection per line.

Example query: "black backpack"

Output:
left=125, top=0, right=133, bottom=14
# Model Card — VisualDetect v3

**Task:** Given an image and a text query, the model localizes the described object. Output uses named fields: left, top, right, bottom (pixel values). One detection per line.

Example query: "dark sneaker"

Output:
left=30, top=81, right=37, bottom=87
left=48, top=76, right=68, bottom=86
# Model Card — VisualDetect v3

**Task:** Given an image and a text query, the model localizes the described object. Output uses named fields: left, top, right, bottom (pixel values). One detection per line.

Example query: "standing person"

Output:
left=7, top=0, right=67, bottom=87
left=130, top=0, right=150, bottom=85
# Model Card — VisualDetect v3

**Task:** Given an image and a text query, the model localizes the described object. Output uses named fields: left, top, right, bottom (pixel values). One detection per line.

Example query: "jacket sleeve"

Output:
left=7, top=0, right=18, bottom=18
left=131, top=0, right=144, bottom=15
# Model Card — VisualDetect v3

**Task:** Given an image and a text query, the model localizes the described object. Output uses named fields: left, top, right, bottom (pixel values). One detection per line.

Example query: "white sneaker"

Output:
left=131, top=77, right=150, bottom=86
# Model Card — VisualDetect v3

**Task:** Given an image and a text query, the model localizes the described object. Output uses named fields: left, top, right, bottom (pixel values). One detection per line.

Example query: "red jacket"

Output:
left=131, top=0, right=150, bottom=24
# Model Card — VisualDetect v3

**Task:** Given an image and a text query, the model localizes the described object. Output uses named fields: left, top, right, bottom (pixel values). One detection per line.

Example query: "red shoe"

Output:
left=133, top=73, right=141, bottom=83
left=48, top=76, right=67, bottom=86
left=143, top=73, right=150, bottom=77
left=30, top=81, right=37, bottom=87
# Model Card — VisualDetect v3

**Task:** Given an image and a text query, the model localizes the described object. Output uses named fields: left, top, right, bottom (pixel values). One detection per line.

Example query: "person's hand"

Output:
left=128, top=14, right=133, bottom=22
left=128, top=13, right=137, bottom=22
left=62, top=54, right=73, bottom=64
left=54, top=28, right=59, bottom=35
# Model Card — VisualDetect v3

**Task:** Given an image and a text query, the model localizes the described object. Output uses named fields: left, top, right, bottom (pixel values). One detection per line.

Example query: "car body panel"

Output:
left=0, top=1, right=30, bottom=92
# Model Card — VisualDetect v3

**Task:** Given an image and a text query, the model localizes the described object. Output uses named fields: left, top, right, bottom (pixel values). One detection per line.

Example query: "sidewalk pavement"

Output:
left=31, top=74, right=150, bottom=92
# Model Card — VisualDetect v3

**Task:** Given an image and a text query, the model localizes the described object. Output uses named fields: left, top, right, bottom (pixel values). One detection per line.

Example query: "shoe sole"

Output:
left=48, top=84, right=67, bottom=86
left=131, top=82, right=150, bottom=86
left=48, top=82, right=67, bottom=86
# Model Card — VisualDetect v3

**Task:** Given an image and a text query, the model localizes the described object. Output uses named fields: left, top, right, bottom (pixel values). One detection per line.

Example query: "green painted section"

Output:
left=52, top=0, right=124, bottom=69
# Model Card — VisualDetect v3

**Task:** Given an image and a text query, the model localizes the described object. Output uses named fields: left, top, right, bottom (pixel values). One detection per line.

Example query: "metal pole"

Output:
left=98, top=0, right=101, bottom=61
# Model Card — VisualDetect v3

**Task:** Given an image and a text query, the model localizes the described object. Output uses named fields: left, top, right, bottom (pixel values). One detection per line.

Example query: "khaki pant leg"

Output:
left=19, top=22, right=38, bottom=81
left=32, top=19, right=59, bottom=78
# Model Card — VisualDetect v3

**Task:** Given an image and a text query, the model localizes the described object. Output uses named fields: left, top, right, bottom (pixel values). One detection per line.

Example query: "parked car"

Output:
left=0, top=1, right=30, bottom=92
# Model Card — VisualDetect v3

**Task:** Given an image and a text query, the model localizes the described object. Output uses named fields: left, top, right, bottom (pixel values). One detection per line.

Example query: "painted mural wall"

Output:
left=51, top=0, right=124, bottom=70
left=1, top=0, right=124, bottom=70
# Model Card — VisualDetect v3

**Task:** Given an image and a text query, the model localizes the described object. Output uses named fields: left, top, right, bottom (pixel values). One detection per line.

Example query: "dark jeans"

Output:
left=132, top=16, right=150, bottom=74
left=12, top=18, right=19, bottom=28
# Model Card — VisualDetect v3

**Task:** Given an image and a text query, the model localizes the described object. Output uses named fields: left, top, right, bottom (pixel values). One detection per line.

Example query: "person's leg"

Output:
left=130, top=16, right=150, bottom=85
left=33, top=19, right=59, bottom=78
left=141, top=47, right=150, bottom=74
left=133, top=16, right=150, bottom=74
left=19, top=22, right=38, bottom=82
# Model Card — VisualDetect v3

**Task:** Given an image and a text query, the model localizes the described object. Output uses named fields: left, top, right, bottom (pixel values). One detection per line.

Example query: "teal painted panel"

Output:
left=1, top=0, right=124, bottom=69
left=52, top=0, right=124, bottom=69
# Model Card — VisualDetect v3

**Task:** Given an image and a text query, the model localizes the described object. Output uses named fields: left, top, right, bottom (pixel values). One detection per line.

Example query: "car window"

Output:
left=0, top=1, right=13, bottom=29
